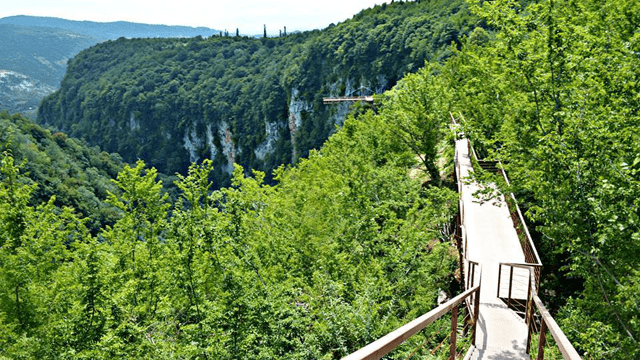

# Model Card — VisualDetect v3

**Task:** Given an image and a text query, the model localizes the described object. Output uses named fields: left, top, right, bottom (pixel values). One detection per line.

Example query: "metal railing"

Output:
left=341, top=261, right=481, bottom=360
left=498, top=165, right=543, bottom=289
left=465, top=136, right=543, bottom=288
left=499, top=262, right=581, bottom=360
left=465, top=134, right=580, bottom=359
left=342, top=120, right=580, bottom=359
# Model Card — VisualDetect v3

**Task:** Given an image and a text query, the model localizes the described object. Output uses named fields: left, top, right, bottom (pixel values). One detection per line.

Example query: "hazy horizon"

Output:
left=0, top=0, right=390, bottom=36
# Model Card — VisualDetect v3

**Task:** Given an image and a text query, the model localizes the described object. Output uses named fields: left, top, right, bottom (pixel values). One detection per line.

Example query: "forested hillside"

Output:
left=3, top=0, right=638, bottom=358
left=38, top=0, right=478, bottom=185
left=1, top=66, right=459, bottom=357
left=0, top=16, right=218, bottom=118
left=0, top=111, right=124, bottom=232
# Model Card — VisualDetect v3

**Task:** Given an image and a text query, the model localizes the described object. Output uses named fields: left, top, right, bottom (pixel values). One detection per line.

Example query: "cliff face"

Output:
left=287, top=88, right=313, bottom=161
left=159, top=81, right=355, bottom=178
left=37, top=0, right=474, bottom=184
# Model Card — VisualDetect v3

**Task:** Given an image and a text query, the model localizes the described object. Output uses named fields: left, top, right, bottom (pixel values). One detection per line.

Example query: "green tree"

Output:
left=380, top=64, right=451, bottom=185
left=450, top=1, right=640, bottom=357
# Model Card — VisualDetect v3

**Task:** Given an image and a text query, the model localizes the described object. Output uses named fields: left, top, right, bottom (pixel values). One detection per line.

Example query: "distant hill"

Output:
left=0, top=16, right=220, bottom=117
left=0, top=23, right=101, bottom=87
left=0, top=23, right=100, bottom=116
left=0, top=70, right=56, bottom=119
left=0, top=15, right=220, bottom=40
left=38, top=0, right=478, bottom=184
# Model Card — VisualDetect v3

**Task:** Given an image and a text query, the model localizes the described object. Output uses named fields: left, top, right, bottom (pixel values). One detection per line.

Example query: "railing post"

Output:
left=526, top=269, right=532, bottom=324
left=471, top=287, right=480, bottom=346
left=450, top=305, right=458, bottom=360
left=470, top=263, right=476, bottom=289
left=507, top=266, right=514, bottom=308
left=466, top=264, right=469, bottom=290
left=537, top=319, right=548, bottom=360
left=525, top=282, right=534, bottom=354
left=497, top=263, right=502, bottom=298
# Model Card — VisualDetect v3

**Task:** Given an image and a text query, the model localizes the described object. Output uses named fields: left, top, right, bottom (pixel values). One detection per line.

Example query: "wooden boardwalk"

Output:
left=456, top=138, right=531, bottom=359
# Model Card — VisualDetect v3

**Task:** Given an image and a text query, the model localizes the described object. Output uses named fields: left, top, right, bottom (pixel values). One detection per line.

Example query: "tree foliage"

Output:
left=1, top=67, right=458, bottom=358
left=37, top=0, right=478, bottom=185
left=0, top=111, right=123, bottom=232
left=442, top=0, right=640, bottom=357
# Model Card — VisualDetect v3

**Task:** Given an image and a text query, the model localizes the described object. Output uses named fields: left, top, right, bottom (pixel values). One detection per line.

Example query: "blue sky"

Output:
left=1, top=0, right=390, bottom=35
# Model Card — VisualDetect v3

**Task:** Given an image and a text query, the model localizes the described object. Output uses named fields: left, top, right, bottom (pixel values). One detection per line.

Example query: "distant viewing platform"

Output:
left=323, top=96, right=374, bottom=103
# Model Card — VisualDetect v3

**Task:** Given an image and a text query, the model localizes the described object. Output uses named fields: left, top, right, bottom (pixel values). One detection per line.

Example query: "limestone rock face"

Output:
left=255, top=120, right=282, bottom=161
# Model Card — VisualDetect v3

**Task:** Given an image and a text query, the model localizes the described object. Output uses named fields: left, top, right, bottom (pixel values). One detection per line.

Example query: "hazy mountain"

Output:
left=0, top=16, right=220, bottom=117
left=0, top=24, right=101, bottom=86
left=0, top=15, right=220, bottom=40
left=0, top=70, right=56, bottom=118
left=0, top=23, right=100, bottom=116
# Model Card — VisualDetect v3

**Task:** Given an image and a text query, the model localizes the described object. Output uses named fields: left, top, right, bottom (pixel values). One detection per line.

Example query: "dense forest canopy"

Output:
left=1, top=71, right=459, bottom=357
left=0, top=16, right=223, bottom=118
left=1, top=0, right=639, bottom=358
left=0, top=111, right=124, bottom=232
left=38, top=0, right=478, bottom=186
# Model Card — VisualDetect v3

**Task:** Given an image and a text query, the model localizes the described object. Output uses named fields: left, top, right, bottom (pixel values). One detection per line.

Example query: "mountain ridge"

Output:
left=0, top=15, right=223, bottom=117
left=37, top=0, right=477, bottom=185
left=0, top=15, right=220, bottom=39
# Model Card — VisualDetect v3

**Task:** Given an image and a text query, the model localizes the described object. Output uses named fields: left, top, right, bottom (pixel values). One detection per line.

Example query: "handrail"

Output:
left=345, top=124, right=569, bottom=359
left=323, top=96, right=374, bottom=103
left=342, top=263, right=482, bottom=360
left=467, top=137, right=543, bottom=288
left=499, top=261, right=542, bottom=269
left=532, top=294, right=581, bottom=360
left=499, top=162, right=543, bottom=267
left=498, top=262, right=581, bottom=360
left=464, top=136, right=579, bottom=359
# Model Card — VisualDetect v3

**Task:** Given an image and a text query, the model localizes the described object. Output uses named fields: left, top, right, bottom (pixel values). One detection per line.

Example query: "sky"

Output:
left=1, top=0, right=390, bottom=35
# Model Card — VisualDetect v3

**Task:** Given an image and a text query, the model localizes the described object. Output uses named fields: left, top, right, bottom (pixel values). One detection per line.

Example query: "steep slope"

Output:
left=0, top=111, right=124, bottom=232
left=38, top=0, right=478, bottom=184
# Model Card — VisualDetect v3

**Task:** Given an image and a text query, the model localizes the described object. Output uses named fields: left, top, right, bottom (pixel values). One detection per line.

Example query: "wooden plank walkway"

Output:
left=456, top=139, right=531, bottom=360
